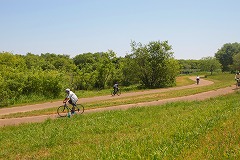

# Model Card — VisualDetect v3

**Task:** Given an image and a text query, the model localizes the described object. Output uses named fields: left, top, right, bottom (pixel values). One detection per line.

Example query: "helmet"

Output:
left=65, top=88, right=70, bottom=92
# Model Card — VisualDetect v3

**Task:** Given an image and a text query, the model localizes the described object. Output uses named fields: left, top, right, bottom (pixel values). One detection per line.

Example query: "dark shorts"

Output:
left=68, top=99, right=76, bottom=106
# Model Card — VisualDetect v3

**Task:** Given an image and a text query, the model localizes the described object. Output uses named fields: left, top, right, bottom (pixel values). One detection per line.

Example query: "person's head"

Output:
left=65, top=88, right=70, bottom=94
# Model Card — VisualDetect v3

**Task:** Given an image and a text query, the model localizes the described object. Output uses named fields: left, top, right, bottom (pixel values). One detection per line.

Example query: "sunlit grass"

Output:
left=1, top=92, right=240, bottom=159
left=176, top=75, right=195, bottom=86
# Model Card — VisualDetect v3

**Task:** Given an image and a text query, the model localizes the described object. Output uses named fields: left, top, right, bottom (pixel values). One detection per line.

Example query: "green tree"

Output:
left=94, top=51, right=116, bottom=89
left=130, top=40, right=180, bottom=88
left=200, top=57, right=222, bottom=75
left=215, top=42, right=240, bottom=71
left=121, top=55, right=139, bottom=86
left=0, top=52, right=27, bottom=71
left=73, top=52, right=96, bottom=70
left=73, top=51, right=119, bottom=89
left=73, top=53, right=97, bottom=89
left=0, top=52, right=68, bottom=106
left=24, top=53, right=45, bottom=70
left=178, top=59, right=201, bottom=74
left=232, top=53, right=240, bottom=71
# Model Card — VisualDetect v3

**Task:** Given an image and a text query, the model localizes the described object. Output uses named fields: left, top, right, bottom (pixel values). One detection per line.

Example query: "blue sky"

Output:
left=0, top=0, right=239, bottom=59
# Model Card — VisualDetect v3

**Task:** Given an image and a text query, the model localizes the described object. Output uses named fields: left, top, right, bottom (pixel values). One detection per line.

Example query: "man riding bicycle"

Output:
left=63, top=88, right=78, bottom=114
left=113, top=82, right=119, bottom=94
left=196, top=75, right=200, bottom=85
left=235, top=71, right=240, bottom=87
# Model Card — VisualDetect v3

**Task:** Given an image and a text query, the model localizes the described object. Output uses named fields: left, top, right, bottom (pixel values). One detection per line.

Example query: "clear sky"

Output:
left=1, top=0, right=240, bottom=60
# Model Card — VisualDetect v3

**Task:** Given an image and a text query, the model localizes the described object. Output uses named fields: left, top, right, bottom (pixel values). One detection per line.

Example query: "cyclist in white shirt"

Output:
left=113, top=82, right=119, bottom=93
left=63, top=88, right=78, bottom=114
left=235, top=71, right=240, bottom=88
left=196, top=75, right=200, bottom=85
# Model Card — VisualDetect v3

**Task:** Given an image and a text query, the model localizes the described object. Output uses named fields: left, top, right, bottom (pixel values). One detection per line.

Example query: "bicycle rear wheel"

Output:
left=57, top=105, right=69, bottom=117
left=111, top=90, right=115, bottom=96
left=117, top=89, right=121, bottom=96
left=75, top=104, right=84, bottom=114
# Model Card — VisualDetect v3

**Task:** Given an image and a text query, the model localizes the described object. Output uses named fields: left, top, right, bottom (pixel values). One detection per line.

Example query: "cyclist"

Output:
left=113, top=82, right=119, bottom=94
left=196, top=75, right=200, bottom=85
left=63, top=88, right=78, bottom=114
left=235, top=71, right=240, bottom=88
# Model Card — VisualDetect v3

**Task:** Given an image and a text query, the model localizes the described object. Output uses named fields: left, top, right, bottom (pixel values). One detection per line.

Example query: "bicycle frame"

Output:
left=57, top=102, right=84, bottom=117
left=111, top=88, right=121, bottom=96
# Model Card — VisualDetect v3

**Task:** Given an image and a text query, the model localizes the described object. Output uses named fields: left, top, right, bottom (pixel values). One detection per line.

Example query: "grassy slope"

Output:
left=0, top=92, right=240, bottom=159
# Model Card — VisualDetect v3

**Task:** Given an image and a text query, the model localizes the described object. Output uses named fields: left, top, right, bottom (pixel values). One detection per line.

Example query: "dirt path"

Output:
left=0, top=77, right=236, bottom=127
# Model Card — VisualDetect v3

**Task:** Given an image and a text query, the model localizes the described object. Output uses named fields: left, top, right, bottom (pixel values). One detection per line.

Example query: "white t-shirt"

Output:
left=235, top=74, right=240, bottom=79
left=66, top=91, right=78, bottom=104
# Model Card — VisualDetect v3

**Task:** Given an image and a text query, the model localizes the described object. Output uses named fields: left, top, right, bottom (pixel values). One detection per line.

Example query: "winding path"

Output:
left=0, top=77, right=236, bottom=127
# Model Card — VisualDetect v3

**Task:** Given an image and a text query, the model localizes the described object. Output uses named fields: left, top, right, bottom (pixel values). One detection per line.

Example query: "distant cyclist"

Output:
left=63, top=88, right=78, bottom=114
left=113, top=82, right=119, bottom=94
left=235, top=71, right=240, bottom=88
left=196, top=75, right=200, bottom=85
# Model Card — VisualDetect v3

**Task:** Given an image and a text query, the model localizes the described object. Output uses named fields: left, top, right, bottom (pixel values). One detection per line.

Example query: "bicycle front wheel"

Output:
left=75, top=104, right=84, bottom=114
left=57, top=105, right=69, bottom=117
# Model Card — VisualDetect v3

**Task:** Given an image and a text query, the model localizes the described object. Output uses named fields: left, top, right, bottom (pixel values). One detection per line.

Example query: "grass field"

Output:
left=1, top=91, right=240, bottom=159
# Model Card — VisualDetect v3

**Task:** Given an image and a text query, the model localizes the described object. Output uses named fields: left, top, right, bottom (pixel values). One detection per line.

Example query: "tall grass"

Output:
left=1, top=91, right=240, bottom=159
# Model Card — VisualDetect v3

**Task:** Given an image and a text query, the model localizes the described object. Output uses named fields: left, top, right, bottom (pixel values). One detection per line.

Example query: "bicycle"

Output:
left=196, top=78, right=200, bottom=85
left=111, top=88, right=121, bottom=96
left=57, top=102, right=84, bottom=117
left=236, top=78, right=240, bottom=88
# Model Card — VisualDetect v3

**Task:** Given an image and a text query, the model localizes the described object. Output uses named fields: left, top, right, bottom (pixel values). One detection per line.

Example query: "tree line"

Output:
left=179, top=42, right=240, bottom=74
left=0, top=41, right=239, bottom=107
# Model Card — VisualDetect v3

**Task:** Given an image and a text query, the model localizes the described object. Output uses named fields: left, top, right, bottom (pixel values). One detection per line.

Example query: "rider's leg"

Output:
left=71, top=105, right=76, bottom=114
left=68, top=100, right=76, bottom=114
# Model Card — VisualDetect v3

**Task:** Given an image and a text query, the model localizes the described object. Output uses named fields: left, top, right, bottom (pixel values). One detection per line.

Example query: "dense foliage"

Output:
left=0, top=41, right=181, bottom=107
left=1, top=41, right=238, bottom=107
left=128, top=41, right=180, bottom=88
left=178, top=57, right=222, bottom=75
left=215, top=42, right=240, bottom=72
left=0, top=52, right=67, bottom=106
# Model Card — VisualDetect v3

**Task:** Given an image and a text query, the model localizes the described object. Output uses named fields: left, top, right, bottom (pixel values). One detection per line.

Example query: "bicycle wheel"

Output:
left=57, top=105, right=70, bottom=117
left=111, top=90, right=115, bottom=96
left=116, top=89, right=121, bottom=96
left=75, top=104, right=85, bottom=114
left=196, top=79, right=199, bottom=85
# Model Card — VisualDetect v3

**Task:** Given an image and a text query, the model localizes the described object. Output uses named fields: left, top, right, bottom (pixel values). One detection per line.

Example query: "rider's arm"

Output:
left=63, top=98, right=69, bottom=103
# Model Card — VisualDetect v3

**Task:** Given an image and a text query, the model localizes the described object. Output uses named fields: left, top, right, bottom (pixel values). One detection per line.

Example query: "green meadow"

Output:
left=1, top=92, right=240, bottom=159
